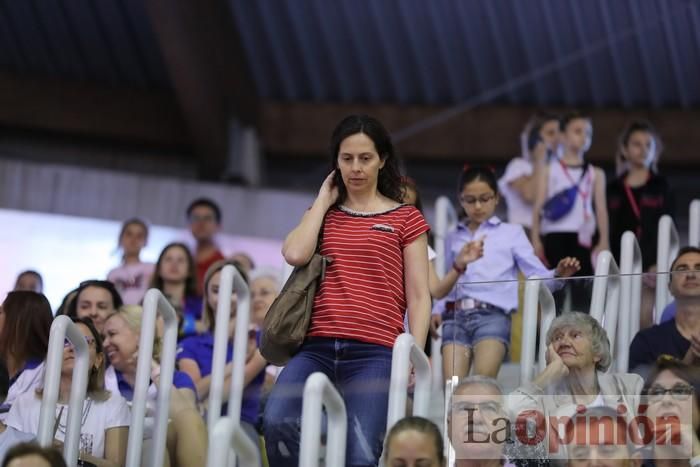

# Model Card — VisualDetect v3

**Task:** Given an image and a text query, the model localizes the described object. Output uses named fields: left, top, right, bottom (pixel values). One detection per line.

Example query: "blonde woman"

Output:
left=102, top=306, right=206, bottom=467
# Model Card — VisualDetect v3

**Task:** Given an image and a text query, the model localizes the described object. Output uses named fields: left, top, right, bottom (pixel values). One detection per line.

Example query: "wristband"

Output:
left=452, top=261, right=466, bottom=275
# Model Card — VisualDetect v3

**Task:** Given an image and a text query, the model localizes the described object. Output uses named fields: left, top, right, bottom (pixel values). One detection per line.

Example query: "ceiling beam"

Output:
left=0, top=72, right=190, bottom=147
left=144, top=0, right=258, bottom=179
left=260, top=101, right=700, bottom=168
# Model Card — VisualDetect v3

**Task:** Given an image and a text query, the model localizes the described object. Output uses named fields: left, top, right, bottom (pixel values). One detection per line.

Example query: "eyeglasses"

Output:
left=459, top=194, right=496, bottom=205
left=64, top=335, right=96, bottom=348
left=645, top=384, right=694, bottom=401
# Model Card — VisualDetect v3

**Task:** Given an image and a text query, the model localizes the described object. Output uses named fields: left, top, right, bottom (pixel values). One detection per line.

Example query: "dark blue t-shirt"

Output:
left=176, top=332, right=263, bottom=425
left=113, top=367, right=197, bottom=401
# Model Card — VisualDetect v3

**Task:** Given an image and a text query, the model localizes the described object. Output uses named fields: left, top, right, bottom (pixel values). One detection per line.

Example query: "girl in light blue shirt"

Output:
left=436, top=166, right=581, bottom=382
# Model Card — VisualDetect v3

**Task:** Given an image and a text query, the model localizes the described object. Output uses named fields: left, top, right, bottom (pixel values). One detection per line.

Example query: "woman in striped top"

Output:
left=263, top=115, right=432, bottom=466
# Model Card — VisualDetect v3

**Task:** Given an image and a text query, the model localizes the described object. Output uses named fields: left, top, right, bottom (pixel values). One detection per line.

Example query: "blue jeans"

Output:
left=262, top=337, right=392, bottom=467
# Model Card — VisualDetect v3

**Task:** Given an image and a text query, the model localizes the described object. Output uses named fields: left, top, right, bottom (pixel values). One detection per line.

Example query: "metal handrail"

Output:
left=37, top=316, right=90, bottom=466
left=655, top=215, right=679, bottom=322
left=432, top=196, right=458, bottom=392
left=434, top=196, right=459, bottom=276
left=590, top=251, right=621, bottom=354
left=299, top=372, right=347, bottom=467
left=618, top=232, right=642, bottom=373
left=208, top=265, right=251, bottom=430
left=520, top=277, right=557, bottom=383
left=206, top=417, right=260, bottom=467
left=125, top=289, right=179, bottom=467
left=386, top=333, right=431, bottom=431
left=690, top=199, right=700, bottom=247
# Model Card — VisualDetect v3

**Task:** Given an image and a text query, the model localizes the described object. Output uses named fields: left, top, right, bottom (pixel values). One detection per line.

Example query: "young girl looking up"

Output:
left=607, top=120, right=674, bottom=329
left=435, top=166, right=580, bottom=381
left=531, top=111, right=609, bottom=312
left=107, top=218, right=155, bottom=306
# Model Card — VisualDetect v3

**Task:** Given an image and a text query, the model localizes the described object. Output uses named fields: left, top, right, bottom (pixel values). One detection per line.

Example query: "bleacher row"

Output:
left=31, top=198, right=699, bottom=467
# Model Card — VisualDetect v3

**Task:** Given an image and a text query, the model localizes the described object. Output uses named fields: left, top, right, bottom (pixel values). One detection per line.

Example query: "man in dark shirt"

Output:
left=629, top=246, right=700, bottom=375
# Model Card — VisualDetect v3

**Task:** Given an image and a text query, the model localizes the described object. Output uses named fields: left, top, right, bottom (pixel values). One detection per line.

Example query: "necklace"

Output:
left=57, top=399, right=92, bottom=434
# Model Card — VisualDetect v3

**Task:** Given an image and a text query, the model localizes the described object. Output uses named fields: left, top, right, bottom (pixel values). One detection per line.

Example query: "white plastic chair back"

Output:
left=37, top=316, right=90, bottom=466
left=386, top=333, right=431, bottom=431
left=299, top=372, right=347, bottom=467
left=618, top=232, right=642, bottom=372
left=655, top=215, right=679, bottom=322
left=125, top=289, right=178, bottom=467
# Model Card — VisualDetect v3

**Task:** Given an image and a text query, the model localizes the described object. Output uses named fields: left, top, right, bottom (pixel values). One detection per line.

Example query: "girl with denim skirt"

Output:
left=434, top=166, right=581, bottom=383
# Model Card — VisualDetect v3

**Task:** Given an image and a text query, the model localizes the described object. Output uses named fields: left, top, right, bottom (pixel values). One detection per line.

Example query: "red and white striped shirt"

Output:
left=308, top=205, right=430, bottom=348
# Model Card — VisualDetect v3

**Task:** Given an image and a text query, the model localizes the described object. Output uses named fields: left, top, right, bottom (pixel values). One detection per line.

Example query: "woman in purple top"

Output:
left=177, top=259, right=266, bottom=451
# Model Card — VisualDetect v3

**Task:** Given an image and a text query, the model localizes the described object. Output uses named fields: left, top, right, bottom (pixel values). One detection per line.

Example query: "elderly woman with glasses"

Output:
left=508, top=312, right=643, bottom=460
left=643, top=357, right=700, bottom=467
left=5, top=317, right=130, bottom=467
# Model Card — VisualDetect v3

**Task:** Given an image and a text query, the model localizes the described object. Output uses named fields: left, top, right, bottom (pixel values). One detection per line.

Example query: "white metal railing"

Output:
left=434, top=196, right=459, bottom=276
left=125, top=289, right=179, bottom=467
left=299, top=372, right=347, bottom=467
left=208, top=265, right=251, bottom=429
left=656, top=215, right=680, bottom=322
left=589, top=251, right=621, bottom=355
left=38, top=316, right=90, bottom=466
left=207, top=417, right=260, bottom=467
left=521, top=277, right=557, bottom=384
left=618, top=232, right=642, bottom=373
left=386, top=333, right=431, bottom=431
left=432, top=196, right=458, bottom=391
left=690, top=199, right=700, bottom=247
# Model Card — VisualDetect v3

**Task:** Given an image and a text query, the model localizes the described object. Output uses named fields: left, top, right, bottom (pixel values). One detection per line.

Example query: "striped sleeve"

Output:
left=400, top=206, right=430, bottom=248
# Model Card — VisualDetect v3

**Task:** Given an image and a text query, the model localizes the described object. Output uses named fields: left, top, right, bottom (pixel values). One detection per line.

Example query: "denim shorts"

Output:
left=441, top=307, right=511, bottom=349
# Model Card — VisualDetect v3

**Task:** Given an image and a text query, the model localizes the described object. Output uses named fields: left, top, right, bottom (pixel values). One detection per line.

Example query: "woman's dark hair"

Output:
left=0, top=360, right=9, bottom=400
left=0, top=291, right=53, bottom=371
left=2, top=442, right=68, bottom=467
left=329, top=115, right=403, bottom=205
left=55, top=288, right=79, bottom=316
left=401, top=176, right=424, bottom=213
left=458, top=166, right=499, bottom=195
left=149, top=242, right=198, bottom=298
left=560, top=110, right=590, bottom=132
left=66, top=280, right=123, bottom=319
left=384, top=416, right=445, bottom=465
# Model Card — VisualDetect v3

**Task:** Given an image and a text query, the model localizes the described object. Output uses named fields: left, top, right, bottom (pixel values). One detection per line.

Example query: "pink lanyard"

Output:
left=623, top=178, right=646, bottom=237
